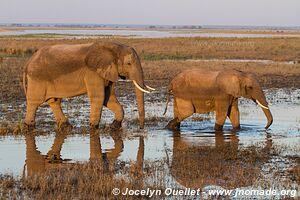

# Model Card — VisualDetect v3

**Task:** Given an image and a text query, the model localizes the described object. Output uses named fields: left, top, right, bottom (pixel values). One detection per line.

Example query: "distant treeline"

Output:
left=148, top=25, right=202, bottom=29
left=2, top=23, right=202, bottom=29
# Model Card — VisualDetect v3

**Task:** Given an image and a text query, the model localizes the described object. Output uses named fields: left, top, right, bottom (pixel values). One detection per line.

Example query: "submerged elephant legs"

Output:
left=106, top=98, right=124, bottom=129
left=214, top=99, right=231, bottom=131
left=166, top=98, right=194, bottom=131
left=166, top=118, right=181, bottom=131
left=227, top=99, right=241, bottom=130
left=166, top=96, right=241, bottom=131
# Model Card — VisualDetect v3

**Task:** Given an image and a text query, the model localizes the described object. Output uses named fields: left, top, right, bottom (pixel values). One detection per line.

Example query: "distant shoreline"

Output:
left=0, top=26, right=299, bottom=38
left=1, top=23, right=300, bottom=31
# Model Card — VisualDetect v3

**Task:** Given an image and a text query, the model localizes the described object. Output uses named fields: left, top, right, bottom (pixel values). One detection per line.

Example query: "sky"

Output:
left=1, top=0, right=299, bottom=26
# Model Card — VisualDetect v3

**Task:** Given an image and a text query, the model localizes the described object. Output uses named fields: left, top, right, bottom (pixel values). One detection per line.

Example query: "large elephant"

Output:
left=165, top=69, right=273, bottom=131
left=23, top=42, right=154, bottom=129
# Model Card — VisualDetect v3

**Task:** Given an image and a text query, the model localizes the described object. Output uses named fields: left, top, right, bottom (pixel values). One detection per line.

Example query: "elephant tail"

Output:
left=163, top=87, right=173, bottom=115
left=23, top=71, right=27, bottom=97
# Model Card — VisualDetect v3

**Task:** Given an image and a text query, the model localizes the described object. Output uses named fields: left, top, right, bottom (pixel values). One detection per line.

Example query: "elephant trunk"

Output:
left=252, top=89, right=273, bottom=129
left=130, top=62, right=146, bottom=129
left=262, top=107, right=273, bottom=129
left=134, top=77, right=145, bottom=129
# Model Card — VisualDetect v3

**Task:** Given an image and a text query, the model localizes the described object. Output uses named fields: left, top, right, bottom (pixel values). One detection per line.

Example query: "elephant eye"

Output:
left=246, top=86, right=253, bottom=91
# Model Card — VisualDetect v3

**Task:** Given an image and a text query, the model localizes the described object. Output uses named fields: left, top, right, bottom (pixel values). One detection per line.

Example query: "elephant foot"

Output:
left=214, top=123, right=224, bottom=132
left=57, top=121, right=72, bottom=132
left=139, top=123, right=144, bottom=130
left=232, top=125, right=241, bottom=132
left=90, top=123, right=99, bottom=130
left=166, top=118, right=180, bottom=131
left=21, top=122, right=35, bottom=133
left=110, top=120, right=122, bottom=131
left=46, top=153, right=62, bottom=163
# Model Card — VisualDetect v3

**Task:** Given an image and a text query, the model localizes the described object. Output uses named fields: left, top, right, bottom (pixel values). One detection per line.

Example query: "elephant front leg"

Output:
left=89, top=98, right=104, bottom=128
left=215, top=100, right=230, bottom=131
left=228, top=98, right=240, bottom=131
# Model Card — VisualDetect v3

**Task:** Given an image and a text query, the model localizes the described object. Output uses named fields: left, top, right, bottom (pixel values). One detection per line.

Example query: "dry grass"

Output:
left=287, top=166, right=300, bottom=184
left=143, top=60, right=300, bottom=89
left=0, top=37, right=300, bottom=61
left=0, top=35, right=299, bottom=199
left=0, top=160, right=166, bottom=200
left=0, top=57, right=26, bottom=103
left=0, top=37, right=299, bottom=98
left=171, top=137, right=271, bottom=189
left=1, top=56, right=299, bottom=104
left=286, top=156, right=300, bottom=184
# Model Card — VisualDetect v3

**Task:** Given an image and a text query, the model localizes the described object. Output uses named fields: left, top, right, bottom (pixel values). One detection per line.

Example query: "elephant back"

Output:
left=26, top=44, right=91, bottom=81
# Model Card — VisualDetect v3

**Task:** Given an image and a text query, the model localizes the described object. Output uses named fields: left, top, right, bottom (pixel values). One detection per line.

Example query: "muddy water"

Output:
left=0, top=88, right=299, bottom=196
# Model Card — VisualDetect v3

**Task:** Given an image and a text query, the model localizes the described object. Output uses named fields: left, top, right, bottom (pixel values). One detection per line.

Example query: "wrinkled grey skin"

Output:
left=23, top=42, right=146, bottom=129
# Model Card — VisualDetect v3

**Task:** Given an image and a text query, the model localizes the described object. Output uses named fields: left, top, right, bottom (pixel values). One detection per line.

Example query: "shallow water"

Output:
left=1, top=29, right=299, bottom=38
left=0, top=88, right=299, bottom=197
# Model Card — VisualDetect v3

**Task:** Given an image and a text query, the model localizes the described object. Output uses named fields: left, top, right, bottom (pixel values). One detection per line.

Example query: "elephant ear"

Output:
left=216, top=70, right=244, bottom=97
left=85, top=44, right=119, bottom=82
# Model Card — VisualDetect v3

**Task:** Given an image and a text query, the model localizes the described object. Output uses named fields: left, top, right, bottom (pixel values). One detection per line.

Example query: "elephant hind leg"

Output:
left=176, top=98, right=194, bottom=121
left=166, top=98, right=194, bottom=130
left=166, top=117, right=181, bottom=131
left=47, top=98, right=68, bottom=126
left=24, top=78, right=46, bottom=126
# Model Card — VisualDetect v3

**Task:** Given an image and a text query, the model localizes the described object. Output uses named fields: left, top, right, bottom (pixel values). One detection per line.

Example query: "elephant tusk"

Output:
left=256, top=100, right=269, bottom=110
left=145, top=85, right=155, bottom=91
left=133, top=80, right=151, bottom=94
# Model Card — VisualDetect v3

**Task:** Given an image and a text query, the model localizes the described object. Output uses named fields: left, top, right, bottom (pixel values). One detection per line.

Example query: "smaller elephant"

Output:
left=164, top=69, right=273, bottom=131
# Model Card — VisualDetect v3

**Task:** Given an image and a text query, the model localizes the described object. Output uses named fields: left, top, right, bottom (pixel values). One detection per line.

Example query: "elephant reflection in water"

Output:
left=170, top=131, right=272, bottom=189
left=24, top=132, right=144, bottom=178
